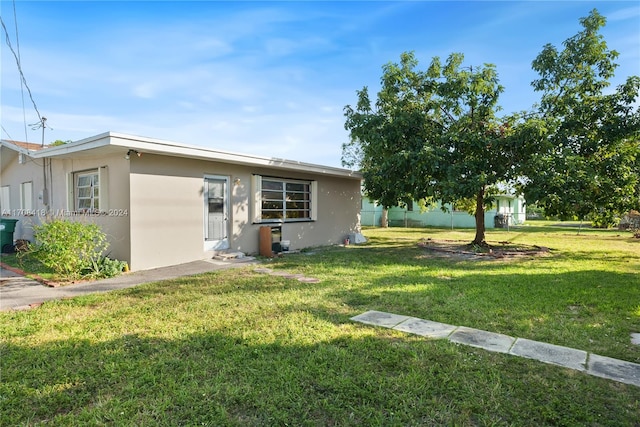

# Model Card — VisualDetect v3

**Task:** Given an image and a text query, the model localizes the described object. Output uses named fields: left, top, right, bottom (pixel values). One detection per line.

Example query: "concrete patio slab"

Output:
left=351, top=310, right=411, bottom=328
left=587, top=354, right=640, bottom=388
left=510, top=338, right=587, bottom=371
left=394, top=317, right=458, bottom=339
left=449, top=326, right=516, bottom=354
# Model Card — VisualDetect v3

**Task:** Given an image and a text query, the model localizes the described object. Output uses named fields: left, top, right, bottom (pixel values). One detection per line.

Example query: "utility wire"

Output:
left=1, top=15, right=44, bottom=128
left=1, top=125, right=15, bottom=140
left=11, top=0, right=29, bottom=141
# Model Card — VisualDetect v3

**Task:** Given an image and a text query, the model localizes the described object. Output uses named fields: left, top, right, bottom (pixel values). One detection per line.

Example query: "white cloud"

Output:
left=133, top=83, right=156, bottom=99
left=606, top=6, right=640, bottom=22
left=2, top=0, right=638, bottom=170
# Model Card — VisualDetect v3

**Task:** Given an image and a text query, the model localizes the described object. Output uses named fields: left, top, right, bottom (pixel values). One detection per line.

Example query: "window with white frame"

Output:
left=253, top=175, right=317, bottom=223
left=20, top=182, right=33, bottom=211
left=76, top=171, right=99, bottom=211
left=67, top=167, right=109, bottom=213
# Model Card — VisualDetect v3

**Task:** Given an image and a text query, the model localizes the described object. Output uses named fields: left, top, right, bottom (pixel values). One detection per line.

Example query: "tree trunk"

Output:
left=473, top=187, right=486, bottom=245
left=381, top=208, right=389, bottom=228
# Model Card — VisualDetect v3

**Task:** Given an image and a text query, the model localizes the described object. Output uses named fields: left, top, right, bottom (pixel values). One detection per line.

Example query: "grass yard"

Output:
left=1, top=224, right=639, bottom=426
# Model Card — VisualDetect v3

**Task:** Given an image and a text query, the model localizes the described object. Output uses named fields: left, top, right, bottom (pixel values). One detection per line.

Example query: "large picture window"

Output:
left=253, top=175, right=317, bottom=223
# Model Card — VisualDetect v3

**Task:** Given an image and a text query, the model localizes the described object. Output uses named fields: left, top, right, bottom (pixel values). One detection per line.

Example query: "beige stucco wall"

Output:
left=128, top=155, right=206, bottom=270
left=3, top=145, right=361, bottom=272
left=48, top=154, right=132, bottom=264
left=128, top=154, right=361, bottom=271
left=0, top=150, right=46, bottom=241
left=0, top=149, right=131, bottom=264
left=241, top=168, right=362, bottom=253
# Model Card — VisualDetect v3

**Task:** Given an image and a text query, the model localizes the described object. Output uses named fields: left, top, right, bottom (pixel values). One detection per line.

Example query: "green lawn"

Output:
left=1, top=224, right=639, bottom=426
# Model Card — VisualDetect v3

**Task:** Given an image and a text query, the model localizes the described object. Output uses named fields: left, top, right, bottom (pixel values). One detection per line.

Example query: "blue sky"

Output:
left=1, top=1, right=639, bottom=168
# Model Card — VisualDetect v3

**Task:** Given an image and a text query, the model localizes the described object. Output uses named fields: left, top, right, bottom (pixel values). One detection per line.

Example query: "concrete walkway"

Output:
left=351, top=310, right=640, bottom=388
left=0, top=258, right=257, bottom=311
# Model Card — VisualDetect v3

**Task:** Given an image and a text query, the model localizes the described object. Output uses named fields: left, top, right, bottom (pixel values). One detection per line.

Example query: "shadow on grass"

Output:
left=116, top=246, right=640, bottom=364
left=332, top=267, right=640, bottom=360
left=4, top=228, right=639, bottom=425
left=266, top=245, right=640, bottom=361
left=3, top=328, right=639, bottom=426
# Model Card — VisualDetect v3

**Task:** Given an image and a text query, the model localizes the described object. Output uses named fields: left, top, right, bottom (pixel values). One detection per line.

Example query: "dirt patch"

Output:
left=418, top=238, right=550, bottom=261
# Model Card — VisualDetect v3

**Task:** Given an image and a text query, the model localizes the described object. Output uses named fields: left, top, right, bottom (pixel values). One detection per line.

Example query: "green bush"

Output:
left=84, top=256, right=128, bottom=279
left=26, top=219, right=125, bottom=280
left=588, top=210, right=620, bottom=228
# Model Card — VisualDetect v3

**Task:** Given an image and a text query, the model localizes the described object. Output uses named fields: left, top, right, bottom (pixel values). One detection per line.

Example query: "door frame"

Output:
left=203, top=175, right=230, bottom=251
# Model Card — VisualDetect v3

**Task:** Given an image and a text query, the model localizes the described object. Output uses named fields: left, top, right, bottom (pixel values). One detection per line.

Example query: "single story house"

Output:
left=361, top=195, right=526, bottom=228
left=1, top=132, right=362, bottom=271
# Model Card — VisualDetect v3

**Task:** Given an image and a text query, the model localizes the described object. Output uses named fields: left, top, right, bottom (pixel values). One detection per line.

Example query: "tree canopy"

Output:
left=517, top=10, right=640, bottom=223
left=344, top=9, right=639, bottom=241
left=344, top=52, right=518, bottom=244
left=49, top=139, right=71, bottom=146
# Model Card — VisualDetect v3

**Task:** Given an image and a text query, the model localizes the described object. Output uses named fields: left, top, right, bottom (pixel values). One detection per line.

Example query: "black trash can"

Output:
left=494, top=214, right=507, bottom=228
left=0, top=218, right=19, bottom=251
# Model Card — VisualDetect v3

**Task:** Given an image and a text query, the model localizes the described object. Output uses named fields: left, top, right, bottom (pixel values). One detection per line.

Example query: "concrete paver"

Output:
left=350, top=310, right=410, bottom=328
left=510, top=338, right=587, bottom=371
left=588, top=354, right=640, bottom=388
left=351, top=310, right=640, bottom=387
left=449, top=326, right=516, bottom=354
left=393, top=317, right=458, bottom=339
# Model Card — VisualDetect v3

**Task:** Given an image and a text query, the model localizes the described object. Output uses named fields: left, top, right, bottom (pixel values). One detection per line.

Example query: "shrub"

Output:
left=84, top=256, right=128, bottom=279
left=588, top=210, right=620, bottom=228
left=26, top=219, right=124, bottom=280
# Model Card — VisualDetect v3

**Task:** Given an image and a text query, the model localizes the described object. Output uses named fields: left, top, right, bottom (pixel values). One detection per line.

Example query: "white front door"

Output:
left=204, top=176, right=229, bottom=250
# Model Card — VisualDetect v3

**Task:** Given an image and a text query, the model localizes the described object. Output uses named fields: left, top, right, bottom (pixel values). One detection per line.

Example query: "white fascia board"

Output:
left=32, top=131, right=363, bottom=180
left=0, top=139, right=36, bottom=155
left=30, top=132, right=113, bottom=157
left=107, top=133, right=362, bottom=179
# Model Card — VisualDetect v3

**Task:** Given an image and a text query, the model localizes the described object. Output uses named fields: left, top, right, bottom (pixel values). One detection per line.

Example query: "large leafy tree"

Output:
left=518, top=9, right=640, bottom=221
left=345, top=9, right=639, bottom=242
left=344, top=52, right=517, bottom=245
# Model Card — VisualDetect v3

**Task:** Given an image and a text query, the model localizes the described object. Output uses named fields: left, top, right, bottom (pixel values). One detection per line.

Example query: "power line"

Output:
left=1, top=14, right=44, bottom=130
left=11, top=0, right=29, bottom=141
left=1, top=125, right=15, bottom=140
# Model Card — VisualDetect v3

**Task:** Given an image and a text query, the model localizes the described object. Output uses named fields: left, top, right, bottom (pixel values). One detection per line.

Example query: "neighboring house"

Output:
left=361, top=195, right=526, bottom=229
left=1, top=132, right=362, bottom=271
